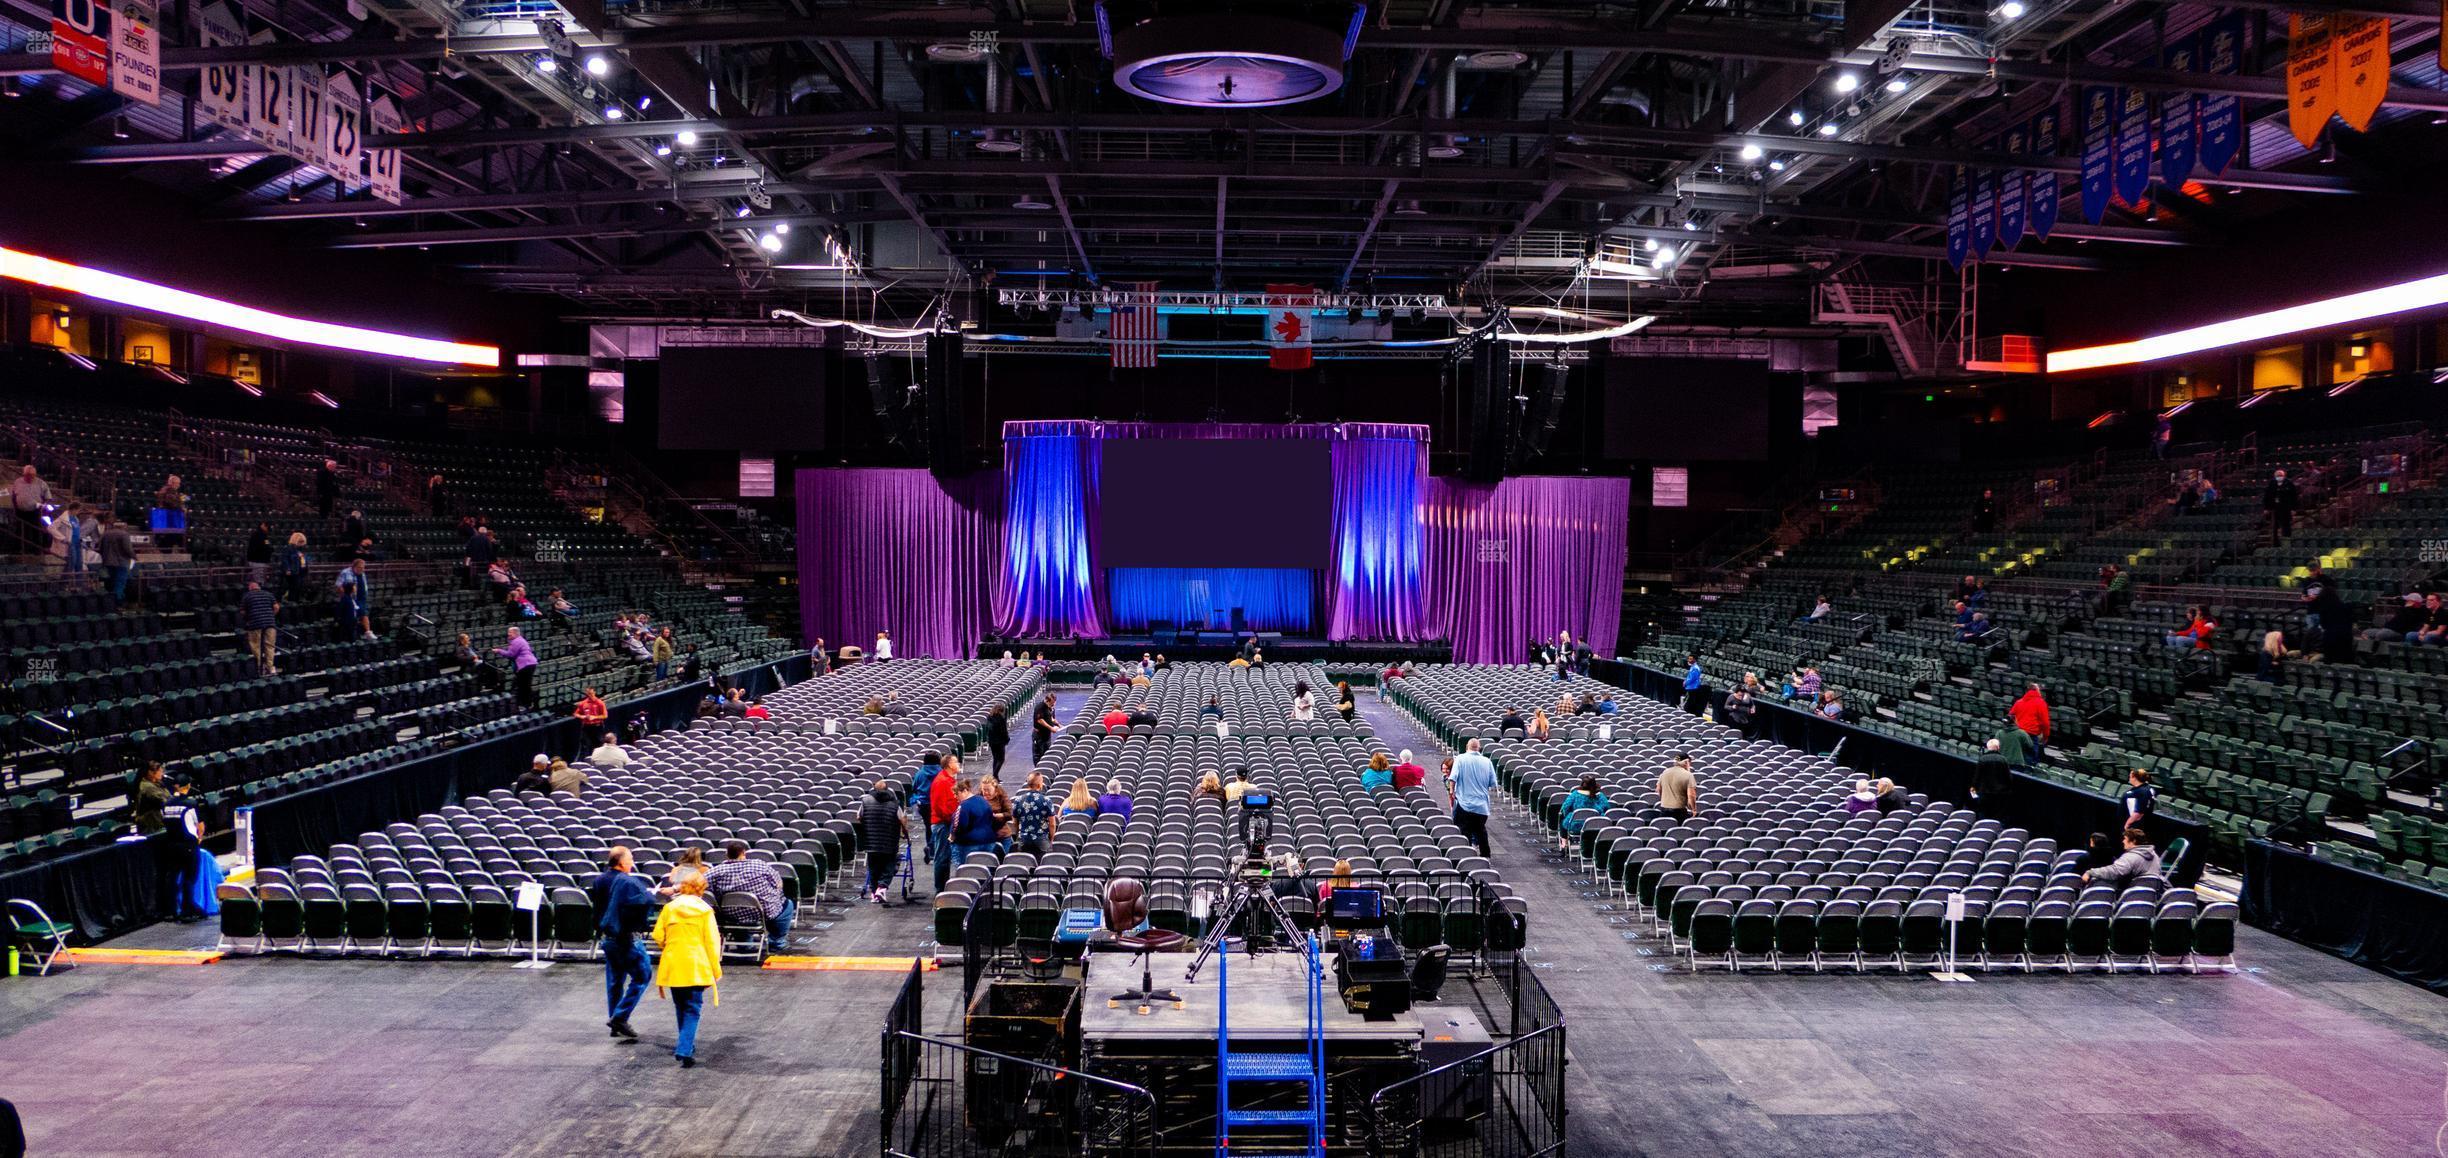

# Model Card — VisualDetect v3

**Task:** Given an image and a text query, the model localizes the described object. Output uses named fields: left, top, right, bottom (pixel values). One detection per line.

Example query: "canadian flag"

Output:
left=1266, top=283, right=1314, bottom=370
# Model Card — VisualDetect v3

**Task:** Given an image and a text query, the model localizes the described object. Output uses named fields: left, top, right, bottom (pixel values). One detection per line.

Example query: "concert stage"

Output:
left=975, top=635, right=1449, bottom=665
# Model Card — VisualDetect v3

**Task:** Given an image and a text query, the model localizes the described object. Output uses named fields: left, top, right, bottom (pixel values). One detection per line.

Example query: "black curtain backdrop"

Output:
left=2244, top=840, right=2448, bottom=992
left=0, top=657, right=813, bottom=945
left=1594, top=660, right=2206, bottom=885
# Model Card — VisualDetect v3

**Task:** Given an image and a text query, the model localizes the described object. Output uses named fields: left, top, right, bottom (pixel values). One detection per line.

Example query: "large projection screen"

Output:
left=1099, top=439, right=1332, bottom=568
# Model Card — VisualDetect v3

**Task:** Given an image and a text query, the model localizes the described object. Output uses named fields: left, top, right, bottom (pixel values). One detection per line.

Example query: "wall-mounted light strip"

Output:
left=0, top=247, right=501, bottom=368
left=2046, top=271, right=2448, bottom=374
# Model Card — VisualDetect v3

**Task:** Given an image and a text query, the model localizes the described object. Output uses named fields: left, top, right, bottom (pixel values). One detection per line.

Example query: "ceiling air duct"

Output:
left=1111, top=12, right=1347, bottom=108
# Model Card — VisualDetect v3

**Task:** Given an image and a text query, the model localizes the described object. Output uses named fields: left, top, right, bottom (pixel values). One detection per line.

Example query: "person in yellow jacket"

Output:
left=652, top=874, right=723, bottom=1067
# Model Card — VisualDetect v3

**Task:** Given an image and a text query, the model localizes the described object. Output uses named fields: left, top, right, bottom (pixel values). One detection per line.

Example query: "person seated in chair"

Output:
left=1873, top=777, right=1908, bottom=815
left=2163, top=604, right=2217, bottom=650
left=1557, top=774, right=1609, bottom=852
left=1200, top=694, right=1224, bottom=719
left=1100, top=705, right=1132, bottom=733
left=705, top=839, right=794, bottom=943
left=1126, top=704, right=1159, bottom=728
left=545, top=588, right=577, bottom=626
left=1360, top=753, right=1395, bottom=793
left=1391, top=750, right=1426, bottom=791
left=2079, top=827, right=2161, bottom=888
left=507, top=585, right=541, bottom=620
left=2411, top=593, right=2448, bottom=647
left=1498, top=707, right=1526, bottom=734
left=743, top=697, right=772, bottom=721
left=513, top=755, right=553, bottom=795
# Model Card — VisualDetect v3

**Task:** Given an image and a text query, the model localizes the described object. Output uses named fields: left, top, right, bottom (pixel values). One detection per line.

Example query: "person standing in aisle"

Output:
left=1030, top=691, right=1058, bottom=764
left=589, top=846, right=656, bottom=1042
left=984, top=703, right=1010, bottom=776
left=651, top=874, right=722, bottom=1068
left=1448, top=739, right=1497, bottom=858
left=496, top=625, right=539, bottom=709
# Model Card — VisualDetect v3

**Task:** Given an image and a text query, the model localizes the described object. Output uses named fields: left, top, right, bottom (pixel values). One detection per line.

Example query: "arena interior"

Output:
left=6, top=1, right=2448, bottom=1153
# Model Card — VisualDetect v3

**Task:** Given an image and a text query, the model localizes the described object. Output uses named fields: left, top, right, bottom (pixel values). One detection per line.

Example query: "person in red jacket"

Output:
left=572, top=687, right=608, bottom=730
left=2163, top=606, right=2217, bottom=650
left=928, top=755, right=964, bottom=893
left=1100, top=706, right=1131, bottom=733
left=2010, top=683, right=2052, bottom=759
left=1391, top=749, right=1426, bottom=791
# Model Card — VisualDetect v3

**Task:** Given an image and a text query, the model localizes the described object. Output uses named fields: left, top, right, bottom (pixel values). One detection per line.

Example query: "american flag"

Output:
left=1110, top=281, right=1159, bottom=369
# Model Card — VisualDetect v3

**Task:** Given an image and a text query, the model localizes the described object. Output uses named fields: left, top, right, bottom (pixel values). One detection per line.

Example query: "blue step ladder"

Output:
left=1215, top=936, right=1327, bottom=1157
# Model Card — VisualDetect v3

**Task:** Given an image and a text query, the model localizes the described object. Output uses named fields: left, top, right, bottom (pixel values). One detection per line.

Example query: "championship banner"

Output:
left=1265, top=284, right=1313, bottom=370
left=50, top=0, right=110, bottom=86
left=2029, top=108, right=2059, bottom=240
left=2160, top=36, right=2199, bottom=185
left=108, top=0, right=157, bottom=104
left=1996, top=128, right=2027, bottom=249
left=195, top=2, right=248, bottom=132
left=321, top=73, right=364, bottom=188
left=365, top=94, right=404, bottom=204
left=2198, top=12, right=2245, bottom=175
left=2331, top=14, right=2388, bottom=132
left=1970, top=167, right=1997, bottom=258
left=2286, top=13, right=2336, bottom=147
left=291, top=67, right=327, bottom=166
left=2078, top=87, right=2115, bottom=225
left=2112, top=86, right=2153, bottom=206
left=1945, top=167, right=1970, bottom=271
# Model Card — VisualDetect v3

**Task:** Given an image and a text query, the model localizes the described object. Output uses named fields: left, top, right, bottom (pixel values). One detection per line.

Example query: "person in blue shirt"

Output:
left=1359, top=753, right=1395, bottom=792
left=950, top=779, right=1000, bottom=867
left=587, top=845, right=659, bottom=1041
left=1448, top=739, right=1497, bottom=857
left=1680, top=654, right=1708, bottom=715
left=1557, top=775, right=1609, bottom=853
left=1595, top=695, right=1619, bottom=715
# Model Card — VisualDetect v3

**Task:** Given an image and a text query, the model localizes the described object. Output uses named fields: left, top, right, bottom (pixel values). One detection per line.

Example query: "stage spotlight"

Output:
left=676, top=129, right=699, bottom=147
left=1769, top=159, right=1788, bottom=172
left=1885, top=77, right=1909, bottom=93
left=1819, top=122, right=1841, bottom=136
left=602, top=104, right=624, bottom=120
left=1998, top=0, right=2026, bottom=17
left=1739, top=143, right=1764, bottom=161
left=584, top=54, right=610, bottom=76
left=535, top=55, right=558, bottom=73
left=759, top=232, right=783, bottom=252
left=1833, top=73, right=1860, bottom=93
left=637, top=95, right=652, bottom=111
left=654, top=143, right=672, bottom=156
left=734, top=205, right=753, bottom=218
left=775, top=222, right=790, bottom=234
left=1788, top=109, right=1806, bottom=127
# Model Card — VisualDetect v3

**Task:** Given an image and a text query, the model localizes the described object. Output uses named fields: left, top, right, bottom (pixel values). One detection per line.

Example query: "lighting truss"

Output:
left=993, top=288, right=1453, bottom=313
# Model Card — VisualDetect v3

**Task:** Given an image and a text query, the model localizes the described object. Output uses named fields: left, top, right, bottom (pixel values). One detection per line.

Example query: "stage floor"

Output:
left=1080, top=950, right=1420, bottom=1042
left=8, top=692, right=2448, bottom=1156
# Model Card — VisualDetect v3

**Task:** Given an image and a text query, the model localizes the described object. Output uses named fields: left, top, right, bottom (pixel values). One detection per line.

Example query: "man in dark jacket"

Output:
left=98, top=513, right=136, bottom=603
left=2261, top=468, right=2299, bottom=538
left=1031, top=691, right=1058, bottom=762
left=588, top=846, right=657, bottom=1040
left=315, top=459, right=341, bottom=519
left=982, top=705, right=1010, bottom=775
left=1971, top=489, right=1997, bottom=533
left=1972, top=738, right=2013, bottom=805
left=239, top=580, right=280, bottom=675
left=860, top=782, right=907, bottom=904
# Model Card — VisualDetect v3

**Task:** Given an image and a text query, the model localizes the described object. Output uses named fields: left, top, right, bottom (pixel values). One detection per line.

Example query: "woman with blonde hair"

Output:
left=1317, top=859, right=1353, bottom=904
left=652, top=874, right=723, bottom=1067
left=1062, top=777, right=1100, bottom=819
left=1528, top=708, right=1552, bottom=741
left=664, top=847, right=707, bottom=890
left=1193, top=771, right=1226, bottom=802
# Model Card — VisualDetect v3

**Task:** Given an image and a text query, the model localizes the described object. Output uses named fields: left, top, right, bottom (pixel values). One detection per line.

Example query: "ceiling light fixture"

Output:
left=1885, top=76, right=1909, bottom=93
left=0, top=246, right=499, bottom=366
left=1643, top=238, right=1660, bottom=252
left=675, top=130, right=699, bottom=147
left=1833, top=73, right=1860, bottom=93
left=1769, top=158, right=1788, bottom=172
left=1788, top=109, right=1807, bottom=127
left=1818, top=122, right=1841, bottom=136
left=774, top=222, right=790, bottom=234
left=2046, top=270, right=2448, bottom=372
left=602, top=104, right=624, bottom=120
left=1998, top=0, right=2026, bottom=17
left=654, top=143, right=672, bottom=156
left=534, top=55, right=557, bottom=73
left=584, top=54, right=610, bottom=77
left=1739, top=143, right=1764, bottom=161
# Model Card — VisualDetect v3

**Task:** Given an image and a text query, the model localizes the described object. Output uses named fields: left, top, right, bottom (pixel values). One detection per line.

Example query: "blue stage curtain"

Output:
left=1327, top=432, right=1426, bottom=641
left=996, top=421, right=1105, bottom=638
left=1107, top=568, right=1316, bottom=633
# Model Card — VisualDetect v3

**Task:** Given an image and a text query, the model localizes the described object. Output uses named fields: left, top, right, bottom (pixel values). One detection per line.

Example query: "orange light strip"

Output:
left=2046, top=271, right=2448, bottom=374
left=762, top=954, right=940, bottom=972
left=0, top=246, right=500, bottom=368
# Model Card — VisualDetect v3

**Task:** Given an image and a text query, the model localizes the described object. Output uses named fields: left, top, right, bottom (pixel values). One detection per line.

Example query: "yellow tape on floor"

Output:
left=61, top=948, right=223, bottom=965
left=762, top=954, right=937, bottom=972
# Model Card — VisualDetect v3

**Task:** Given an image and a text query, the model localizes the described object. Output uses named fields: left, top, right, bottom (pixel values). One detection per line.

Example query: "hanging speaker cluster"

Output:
left=1110, top=11, right=1349, bottom=108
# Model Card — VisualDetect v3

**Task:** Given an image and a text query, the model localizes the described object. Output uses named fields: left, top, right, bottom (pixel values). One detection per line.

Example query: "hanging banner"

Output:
left=1996, top=128, right=2027, bottom=249
left=1266, top=284, right=1314, bottom=370
left=245, top=32, right=298, bottom=157
left=365, top=93, right=404, bottom=205
left=108, top=0, right=158, bottom=105
left=1970, top=167, right=1997, bottom=258
left=321, top=73, right=364, bottom=188
left=2199, top=12, right=2245, bottom=175
left=50, top=0, right=110, bottom=86
left=1945, top=167, right=1970, bottom=271
left=195, top=2, right=249, bottom=133
left=2078, top=87, right=2115, bottom=224
left=291, top=67, right=327, bottom=167
left=2029, top=108, right=2059, bottom=240
left=2112, top=87, right=2153, bottom=206
left=2160, top=36, right=2199, bottom=185
left=2286, top=14, right=2337, bottom=147
left=2331, top=14, right=2388, bottom=132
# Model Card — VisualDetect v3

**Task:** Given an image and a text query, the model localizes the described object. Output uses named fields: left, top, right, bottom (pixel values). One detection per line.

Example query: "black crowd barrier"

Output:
left=2243, top=840, right=2448, bottom=992
left=0, top=655, right=815, bottom=944
left=1593, top=661, right=2206, bottom=887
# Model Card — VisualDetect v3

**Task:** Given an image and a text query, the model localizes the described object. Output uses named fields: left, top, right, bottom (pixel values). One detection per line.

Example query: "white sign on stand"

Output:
left=1933, top=891, right=1974, bottom=982
left=1597, top=723, right=1613, bottom=742
left=512, top=881, right=553, bottom=969
left=824, top=717, right=838, bottom=735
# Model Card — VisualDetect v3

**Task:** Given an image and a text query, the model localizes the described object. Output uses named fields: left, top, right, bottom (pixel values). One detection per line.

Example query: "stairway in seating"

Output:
left=1214, top=936, right=1326, bottom=1156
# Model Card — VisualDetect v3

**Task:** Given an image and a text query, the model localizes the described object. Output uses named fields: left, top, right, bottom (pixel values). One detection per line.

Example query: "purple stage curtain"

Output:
left=995, top=422, right=1105, bottom=639
left=1327, top=432, right=1427, bottom=641
left=1422, top=475, right=1631, bottom=664
left=794, top=468, right=999, bottom=659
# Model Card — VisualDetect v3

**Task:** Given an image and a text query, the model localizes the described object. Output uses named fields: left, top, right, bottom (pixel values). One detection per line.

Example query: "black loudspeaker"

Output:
left=1461, top=336, right=1514, bottom=483
left=924, top=329, right=969, bottom=477
left=1514, top=361, right=1570, bottom=467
